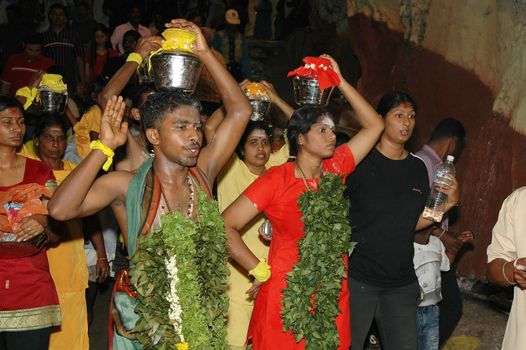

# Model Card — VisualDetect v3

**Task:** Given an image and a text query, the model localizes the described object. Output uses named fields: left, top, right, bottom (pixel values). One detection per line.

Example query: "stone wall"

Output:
left=344, top=1, right=526, bottom=279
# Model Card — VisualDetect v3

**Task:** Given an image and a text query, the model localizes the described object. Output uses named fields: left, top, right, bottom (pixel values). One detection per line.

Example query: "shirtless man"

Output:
left=48, top=19, right=251, bottom=348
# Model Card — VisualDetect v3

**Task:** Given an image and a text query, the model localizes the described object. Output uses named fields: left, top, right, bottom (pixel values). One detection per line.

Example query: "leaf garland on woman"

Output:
left=131, top=191, right=229, bottom=349
left=281, top=173, right=353, bottom=350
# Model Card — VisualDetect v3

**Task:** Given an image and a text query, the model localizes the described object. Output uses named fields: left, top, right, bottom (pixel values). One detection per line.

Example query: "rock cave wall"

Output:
left=345, top=0, right=526, bottom=279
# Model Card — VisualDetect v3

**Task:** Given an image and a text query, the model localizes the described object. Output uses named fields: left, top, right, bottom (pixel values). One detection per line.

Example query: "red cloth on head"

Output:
left=287, top=56, right=341, bottom=90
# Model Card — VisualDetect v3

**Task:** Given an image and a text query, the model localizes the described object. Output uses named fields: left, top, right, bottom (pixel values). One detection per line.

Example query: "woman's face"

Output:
left=299, top=115, right=337, bottom=159
left=0, top=107, right=25, bottom=148
left=382, top=102, right=416, bottom=145
left=94, top=30, right=108, bottom=46
left=35, top=125, right=66, bottom=160
left=242, top=129, right=271, bottom=169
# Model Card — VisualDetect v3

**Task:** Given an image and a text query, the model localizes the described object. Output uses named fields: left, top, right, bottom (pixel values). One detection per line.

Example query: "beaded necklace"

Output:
left=160, top=175, right=196, bottom=218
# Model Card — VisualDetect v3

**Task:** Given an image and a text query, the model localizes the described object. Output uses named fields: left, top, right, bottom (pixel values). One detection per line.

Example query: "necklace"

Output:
left=295, top=162, right=317, bottom=190
left=160, top=175, right=196, bottom=218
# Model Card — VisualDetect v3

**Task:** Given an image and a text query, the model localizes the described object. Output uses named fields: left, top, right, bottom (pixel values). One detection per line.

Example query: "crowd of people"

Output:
left=0, top=1, right=524, bottom=350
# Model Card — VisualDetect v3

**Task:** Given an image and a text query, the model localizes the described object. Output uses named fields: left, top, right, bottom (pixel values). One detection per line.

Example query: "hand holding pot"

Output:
left=164, top=19, right=209, bottom=56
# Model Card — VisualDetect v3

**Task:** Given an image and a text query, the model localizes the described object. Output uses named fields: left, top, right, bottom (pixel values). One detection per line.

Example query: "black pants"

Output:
left=0, top=327, right=51, bottom=350
left=438, top=268, right=462, bottom=345
left=349, top=277, right=419, bottom=350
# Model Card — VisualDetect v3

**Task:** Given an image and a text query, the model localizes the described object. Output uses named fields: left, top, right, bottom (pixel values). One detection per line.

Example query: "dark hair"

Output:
left=287, top=105, right=331, bottom=157
left=131, top=83, right=156, bottom=108
left=88, top=23, right=112, bottom=68
left=23, top=32, right=43, bottom=46
left=235, top=121, right=271, bottom=160
left=430, top=118, right=466, bottom=154
left=376, top=91, right=417, bottom=118
left=0, top=94, right=24, bottom=114
left=140, top=91, right=202, bottom=130
left=34, top=114, right=68, bottom=138
left=123, top=29, right=140, bottom=43
left=48, top=3, right=68, bottom=18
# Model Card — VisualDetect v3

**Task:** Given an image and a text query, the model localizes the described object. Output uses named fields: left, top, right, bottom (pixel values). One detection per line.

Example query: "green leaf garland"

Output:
left=130, top=191, right=229, bottom=349
left=281, top=173, right=352, bottom=350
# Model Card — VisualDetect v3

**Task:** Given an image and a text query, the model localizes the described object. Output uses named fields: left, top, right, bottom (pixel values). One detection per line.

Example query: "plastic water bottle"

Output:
left=423, top=155, right=456, bottom=222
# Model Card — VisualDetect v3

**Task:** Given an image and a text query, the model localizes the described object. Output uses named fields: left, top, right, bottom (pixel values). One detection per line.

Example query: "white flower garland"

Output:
left=165, top=256, right=184, bottom=341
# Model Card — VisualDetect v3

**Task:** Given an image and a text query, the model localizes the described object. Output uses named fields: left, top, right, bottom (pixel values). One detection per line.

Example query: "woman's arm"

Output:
left=223, top=195, right=261, bottom=271
left=260, top=80, right=294, bottom=120
left=415, top=175, right=460, bottom=231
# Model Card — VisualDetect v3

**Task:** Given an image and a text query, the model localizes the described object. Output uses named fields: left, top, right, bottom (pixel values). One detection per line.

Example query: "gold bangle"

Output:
left=97, top=257, right=108, bottom=261
left=249, top=258, right=271, bottom=283
left=126, top=52, right=143, bottom=66
left=90, top=140, right=114, bottom=171
left=438, top=229, right=446, bottom=239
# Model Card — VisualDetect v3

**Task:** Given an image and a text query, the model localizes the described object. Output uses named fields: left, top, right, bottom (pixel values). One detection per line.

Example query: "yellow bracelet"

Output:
left=249, top=258, right=271, bottom=283
left=90, top=140, right=115, bottom=171
left=126, top=52, right=143, bottom=66
left=15, top=86, right=38, bottom=110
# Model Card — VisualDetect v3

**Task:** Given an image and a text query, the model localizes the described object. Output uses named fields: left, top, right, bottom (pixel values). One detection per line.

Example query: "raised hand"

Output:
left=320, top=54, right=342, bottom=79
left=135, top=36, right=162, bottom=60
left=164, top=19, right=209, bottom=55
left=260, top=80, right=279, bottom=103
left=100, top=96, right=128, bottom=150
left=27, top=70, right=44, bottom=89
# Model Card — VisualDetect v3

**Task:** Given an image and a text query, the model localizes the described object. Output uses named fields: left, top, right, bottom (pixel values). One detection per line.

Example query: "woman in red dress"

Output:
left=222, top=55, right=384, bottom=349
left=85, top=24, right=119, bottom=83
left=0, top=95, right=60, bottom=349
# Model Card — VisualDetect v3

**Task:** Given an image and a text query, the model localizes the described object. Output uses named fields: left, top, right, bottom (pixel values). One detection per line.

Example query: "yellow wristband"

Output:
left=126, top=52, right=143, bottom=66
left=249, top=258, right=271, bottom=283
left=90, top=140, right=115, bottom=171
left=15, top=86, right=38, bottom=110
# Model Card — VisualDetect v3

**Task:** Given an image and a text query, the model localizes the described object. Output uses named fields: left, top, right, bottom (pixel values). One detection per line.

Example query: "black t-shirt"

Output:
left=346, top=148, right=430, bottom=287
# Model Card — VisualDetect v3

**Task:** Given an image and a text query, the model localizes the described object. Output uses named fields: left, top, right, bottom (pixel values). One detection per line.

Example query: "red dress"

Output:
left=0, top=158, right=60, bottom=331
left=243, top=145, right=355, bottom=350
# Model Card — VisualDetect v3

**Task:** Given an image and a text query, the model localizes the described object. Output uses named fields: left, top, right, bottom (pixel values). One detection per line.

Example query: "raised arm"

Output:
left=322, top=55, right=384, bottom=166
left=48, top=96, right=130, bottom=221
left=98, top=37, right=161, bottom=108
left=165, top=19, right=252, bottom=182
left=260, top=80, right=294, bottom=120
left=203, top=106, right=225, bottom=144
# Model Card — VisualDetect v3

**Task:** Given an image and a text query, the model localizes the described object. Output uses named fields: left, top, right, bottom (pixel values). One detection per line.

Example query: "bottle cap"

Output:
left=446, top=155, right=455, bottom=162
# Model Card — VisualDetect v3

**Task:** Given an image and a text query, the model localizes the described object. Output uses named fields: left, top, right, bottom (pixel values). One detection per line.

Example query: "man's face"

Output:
left=23, top=43, right=42, bottom=60
left=49, top=8, right=67, bottom=27
left=148, top=105, right=203, bottom=167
